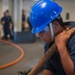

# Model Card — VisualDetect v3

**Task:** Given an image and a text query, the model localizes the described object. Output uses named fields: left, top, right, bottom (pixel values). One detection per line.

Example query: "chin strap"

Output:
left=49, top=23, right=54, bottom=41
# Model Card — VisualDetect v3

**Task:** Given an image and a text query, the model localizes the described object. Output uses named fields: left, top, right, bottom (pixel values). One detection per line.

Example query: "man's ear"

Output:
left=53, top=21, right=59, bottom=30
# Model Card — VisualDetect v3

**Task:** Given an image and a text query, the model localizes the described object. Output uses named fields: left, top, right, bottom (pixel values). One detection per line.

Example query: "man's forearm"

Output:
left=2, top=21, right=5, bottom=25
left=42, top=70, right=56, bottom=75
left=57, top=45, right=75, bottom=75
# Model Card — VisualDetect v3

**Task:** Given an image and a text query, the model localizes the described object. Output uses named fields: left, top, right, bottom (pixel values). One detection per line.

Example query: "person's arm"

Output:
left=55, top=30, right=75, bottom=75
left=42, top=70, right=55, bottom=75
left=1, top=19, right=5, bottom=25
left=57, top=44, right=75, bottom=75
left=9, top=16, right=12, bottom=22
left=9, top=16, right=13, bottom=30
left=1, top=21, right=5, bottom=25
left=1, top=17, right=5, bottom=25
left=9, top=22, right=13, bottom=30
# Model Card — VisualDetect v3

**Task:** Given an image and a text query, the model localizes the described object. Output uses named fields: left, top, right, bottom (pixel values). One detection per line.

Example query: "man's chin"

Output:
left=40, top=39, right=48, bottom=43
left=40, top=39, right=51, bottom=43
left=44, top=40, right=50, bottom=44
left=44, top=40, right=52, bottom=44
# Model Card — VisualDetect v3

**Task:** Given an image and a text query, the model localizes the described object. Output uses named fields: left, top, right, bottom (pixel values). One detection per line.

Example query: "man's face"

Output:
left=38, top=26, right=52, bottom=44
left=38, top=21, right=64, bottom=44
left=6, top=12, right=9, bottom=16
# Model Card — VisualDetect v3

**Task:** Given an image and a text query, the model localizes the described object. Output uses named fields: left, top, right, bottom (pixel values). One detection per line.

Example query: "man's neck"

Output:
left=55, top=26, right=64, bottom=36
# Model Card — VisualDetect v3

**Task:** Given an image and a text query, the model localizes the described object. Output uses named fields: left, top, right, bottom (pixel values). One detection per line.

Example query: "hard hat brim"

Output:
left=32, top=23, right=47, bottom=34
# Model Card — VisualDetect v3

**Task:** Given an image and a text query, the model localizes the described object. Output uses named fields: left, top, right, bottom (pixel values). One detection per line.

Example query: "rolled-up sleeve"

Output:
left=69, top=34, right=75, bottom=72
left=44, top=60, right=56, bottom=73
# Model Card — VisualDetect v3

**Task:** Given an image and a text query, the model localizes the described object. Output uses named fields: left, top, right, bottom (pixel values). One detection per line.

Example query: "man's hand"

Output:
left=9, top=23, right=13, bottom=30
left=55, top=27, right=75, bottom=75
left=55, top=27, right=75, bottom=48
left=2, top=21, right=5, bottom=25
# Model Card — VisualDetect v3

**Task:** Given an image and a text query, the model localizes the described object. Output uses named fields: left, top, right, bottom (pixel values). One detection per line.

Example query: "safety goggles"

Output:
left=39, top=25, right=49, bottom=34
left=39, top=22, right=54, bottom=41
left=44, top=25, right=49, bottom=32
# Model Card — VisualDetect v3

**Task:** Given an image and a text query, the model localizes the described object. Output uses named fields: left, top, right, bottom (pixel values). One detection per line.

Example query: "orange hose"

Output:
left=0, top=39, right=24, bottom=69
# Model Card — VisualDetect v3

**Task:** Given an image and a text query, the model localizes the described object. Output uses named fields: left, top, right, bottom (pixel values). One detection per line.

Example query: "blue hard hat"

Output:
left=30, top=0, right=63, bottom=34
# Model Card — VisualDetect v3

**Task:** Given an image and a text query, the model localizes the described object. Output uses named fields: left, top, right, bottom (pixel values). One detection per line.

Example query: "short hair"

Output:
left=53, top=15, right=64, bottom=26
left=6, top=10, right=9, bottom=13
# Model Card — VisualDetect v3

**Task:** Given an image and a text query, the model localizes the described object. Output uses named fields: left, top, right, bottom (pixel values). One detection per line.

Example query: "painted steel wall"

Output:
left=56, top=0, right=75, bottom=21
left=23, top=0, right=75, bottom=22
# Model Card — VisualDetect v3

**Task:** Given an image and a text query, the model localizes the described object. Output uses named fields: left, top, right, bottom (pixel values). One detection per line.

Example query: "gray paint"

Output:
left=14, top=31, right=36, bottom=43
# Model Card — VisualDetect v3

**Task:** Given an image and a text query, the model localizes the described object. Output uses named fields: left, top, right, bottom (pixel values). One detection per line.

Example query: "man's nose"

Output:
left=38, top=33, right=43, bottom=38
